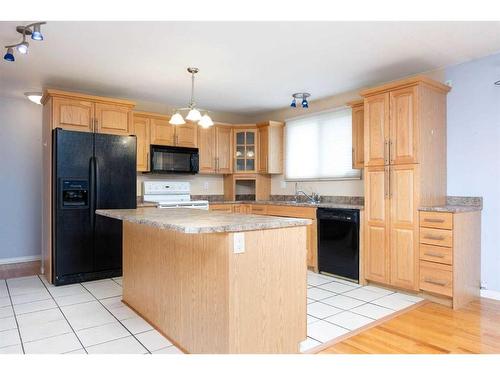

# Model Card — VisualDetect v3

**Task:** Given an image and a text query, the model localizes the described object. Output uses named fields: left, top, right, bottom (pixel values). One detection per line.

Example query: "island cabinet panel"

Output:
left=122, top=221, right=307, bottom=354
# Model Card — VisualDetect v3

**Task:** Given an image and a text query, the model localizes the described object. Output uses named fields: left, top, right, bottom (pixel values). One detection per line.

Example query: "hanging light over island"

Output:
left=169, top=67, right=214, bottom=128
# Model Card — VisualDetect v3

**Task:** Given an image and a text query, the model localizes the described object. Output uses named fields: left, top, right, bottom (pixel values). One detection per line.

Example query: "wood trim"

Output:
left=0, top=261, right=41, bottom=280
left=360, top=75, right=451, bottom=97
left=42, top=88, right=135, bottom=107
left=346, top=99, right=364, bottom=108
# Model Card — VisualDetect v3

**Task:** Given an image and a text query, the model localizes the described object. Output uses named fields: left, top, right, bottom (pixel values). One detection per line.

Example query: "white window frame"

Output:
left=284, top=107, right=361, bottom=181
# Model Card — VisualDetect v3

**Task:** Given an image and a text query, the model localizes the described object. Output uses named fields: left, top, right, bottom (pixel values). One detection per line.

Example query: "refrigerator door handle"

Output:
left=95, top=157, right=100, bottom=209
left=89, top=156, right=96, bottom=229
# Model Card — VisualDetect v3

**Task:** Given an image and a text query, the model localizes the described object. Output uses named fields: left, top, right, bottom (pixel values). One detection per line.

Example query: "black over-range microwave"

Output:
left=149, top=145, right=199, bottom=174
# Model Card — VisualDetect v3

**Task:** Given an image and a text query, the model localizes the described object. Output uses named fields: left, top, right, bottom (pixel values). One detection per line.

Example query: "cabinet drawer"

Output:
left=419, top=261, right=453, bottom=297
left=265, top=205, right=316, bottom=219
left=250, top=205, right=268, bottom=215
left=420, top=211, right=453, bottom=230
left=419, top=227, right=453, bottom=247
left=209, top=204, right=233, bottom=213
left=419, top=244, right=453, bottom=265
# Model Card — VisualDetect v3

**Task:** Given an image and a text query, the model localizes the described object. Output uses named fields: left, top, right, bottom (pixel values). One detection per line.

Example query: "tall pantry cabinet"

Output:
left=361, top=76, right=450, bottom=291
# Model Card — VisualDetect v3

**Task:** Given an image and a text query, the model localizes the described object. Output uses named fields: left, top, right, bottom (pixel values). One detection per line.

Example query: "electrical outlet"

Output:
left=233, top=233, right=245, bottom=254
left=204, top=182, right=209, bottom=191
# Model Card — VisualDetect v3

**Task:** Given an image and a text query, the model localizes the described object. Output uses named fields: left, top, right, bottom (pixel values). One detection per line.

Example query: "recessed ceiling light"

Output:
left=24, top=92, right=42, bottom=105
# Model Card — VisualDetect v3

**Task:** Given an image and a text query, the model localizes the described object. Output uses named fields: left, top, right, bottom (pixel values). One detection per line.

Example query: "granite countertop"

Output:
left=418, top=205, right=482, bottom=213
left=211, top=200, right=364, bottom=210
left=96, top=208, right=312, bottom=234
left=136, top=200, right=157, bottom=208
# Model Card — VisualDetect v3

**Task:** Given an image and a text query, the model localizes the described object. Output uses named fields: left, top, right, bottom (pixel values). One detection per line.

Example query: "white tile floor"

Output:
left=0, top=276, right=183, bottom=354
left=0, top=272, right=423, bottom=354
left=301, top=271, right=423, bottom=352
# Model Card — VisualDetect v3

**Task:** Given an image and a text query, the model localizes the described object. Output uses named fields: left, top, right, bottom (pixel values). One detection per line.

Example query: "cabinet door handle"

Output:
left=424, top=252, right=445, bottom=258
left=352, top=147, right=355, bottom=167
left=94, top=118, right=98, bottom=132
left=384, top=167, right=389, bottom=199
left=389, top=167, right=393, bottom=199
left=384, top=140, right=389, bottom=164
left=424, top=235, right=445, bottom=241
left=424, top=218, right=445, bottom=223
left=146, top=152, right=150, bottom=171
left=424, top=278, right=448, bottom=287
left=389, top=139, right=394, bottom=163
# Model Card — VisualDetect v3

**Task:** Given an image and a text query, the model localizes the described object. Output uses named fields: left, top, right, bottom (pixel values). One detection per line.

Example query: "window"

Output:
left=285, top=108, right=361, bottom=180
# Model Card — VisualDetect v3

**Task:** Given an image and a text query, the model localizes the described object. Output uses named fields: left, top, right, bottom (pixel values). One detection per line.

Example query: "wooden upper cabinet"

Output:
left=133, top=115, right=150, bottom=172
left=348, top=100, right=364, bottom=169
left=198, top=126, right=217, bottom=173
left=216, top=126, right=233, bottom=174
left=52, top=97, right=94, bottom=132
left=364, top=166, right=390, bottom=284
left=42, top=89, right=136, bottom=135
left=234, top=129, right=258, bottom=173
left=175, top=122, right=198, bottom=148
left=257, top=121, right=283, bottom=174
left=390, top=87, right=418, bottom=165
left=364, top=93, right=389, bottom=167
left=389, top=164, right=419, bottom=290
left=95, top=103, right=133, bottom=135
left=150, top=117, right=175, bottom=146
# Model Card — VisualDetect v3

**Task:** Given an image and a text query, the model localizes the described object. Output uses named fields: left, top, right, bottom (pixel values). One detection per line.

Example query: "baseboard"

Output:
left=480, top=289, right=500, bottom=301
left=0, top=255, right=41, bottom=265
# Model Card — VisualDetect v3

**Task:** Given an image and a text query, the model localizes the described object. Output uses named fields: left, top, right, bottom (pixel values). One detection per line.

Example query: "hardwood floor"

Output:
left=319, top=298, right=500, bottom=354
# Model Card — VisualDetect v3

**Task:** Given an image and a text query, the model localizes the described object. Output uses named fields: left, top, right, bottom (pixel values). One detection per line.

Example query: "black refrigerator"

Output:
left=52, top=128, right=136, bottom=286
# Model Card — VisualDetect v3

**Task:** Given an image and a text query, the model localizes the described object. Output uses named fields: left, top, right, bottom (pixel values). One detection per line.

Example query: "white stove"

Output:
left=142, top=181, right=209, bottom=210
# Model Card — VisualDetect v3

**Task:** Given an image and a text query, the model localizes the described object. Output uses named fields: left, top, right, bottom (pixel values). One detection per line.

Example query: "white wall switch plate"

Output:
left=233, top=233, right=245, bottom=254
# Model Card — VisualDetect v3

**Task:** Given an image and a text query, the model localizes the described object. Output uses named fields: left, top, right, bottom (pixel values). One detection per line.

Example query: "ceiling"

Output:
left=1, top=21, right=500, bottom=114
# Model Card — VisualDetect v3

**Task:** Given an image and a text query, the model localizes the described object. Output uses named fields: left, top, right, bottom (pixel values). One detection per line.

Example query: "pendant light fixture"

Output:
left=169, top=67, right=214, bottom=128
left=3, top=22, right=46, bottom=62
left=290, top=93, right=311, bottom=109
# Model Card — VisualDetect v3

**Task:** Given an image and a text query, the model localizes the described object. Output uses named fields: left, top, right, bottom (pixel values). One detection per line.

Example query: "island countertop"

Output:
left=96, top=207, right=312, bottom=234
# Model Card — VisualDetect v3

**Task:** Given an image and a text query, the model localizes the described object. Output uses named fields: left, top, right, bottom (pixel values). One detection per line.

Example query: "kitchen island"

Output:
left=96, top=207, right=311, bottom=354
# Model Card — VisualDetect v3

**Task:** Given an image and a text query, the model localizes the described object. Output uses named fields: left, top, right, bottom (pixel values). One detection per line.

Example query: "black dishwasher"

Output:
left=317, top=208, right=360, bottom=282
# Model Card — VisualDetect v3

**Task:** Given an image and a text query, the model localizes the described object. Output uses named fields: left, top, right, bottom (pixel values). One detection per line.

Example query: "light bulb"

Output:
left=17, top=41, right=29, bottom=54
left=186, top=108, right=202, bottom=122
left=24, top=92, right=42, bottom=105
left=198, top=114, right=214, bottom=128
left=169, top=112, right=186, bottom=125
left=301, top=98, right=309, bottom=108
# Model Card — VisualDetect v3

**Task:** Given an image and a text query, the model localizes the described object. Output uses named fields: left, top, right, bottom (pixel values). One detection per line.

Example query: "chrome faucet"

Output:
left=294, top=183, right=320, bottom=204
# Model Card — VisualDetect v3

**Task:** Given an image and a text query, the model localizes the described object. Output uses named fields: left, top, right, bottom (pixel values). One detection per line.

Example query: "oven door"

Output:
left=150, top=145, right=199, bottom=173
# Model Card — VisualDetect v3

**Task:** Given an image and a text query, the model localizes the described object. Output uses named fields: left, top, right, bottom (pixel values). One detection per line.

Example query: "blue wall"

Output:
left=446, top=52, right=500, bottom=292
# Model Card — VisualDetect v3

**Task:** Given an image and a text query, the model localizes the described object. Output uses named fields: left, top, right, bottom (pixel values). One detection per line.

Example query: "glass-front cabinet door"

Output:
left=234, top=129, right=257, bottom=172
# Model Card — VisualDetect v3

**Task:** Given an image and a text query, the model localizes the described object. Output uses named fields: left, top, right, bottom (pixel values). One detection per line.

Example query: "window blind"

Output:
left=285, top=108, right=361, bottom=180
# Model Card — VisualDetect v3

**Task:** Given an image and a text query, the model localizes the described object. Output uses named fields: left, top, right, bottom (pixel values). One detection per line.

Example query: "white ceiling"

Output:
left=1, top=21, right=500, bottom=114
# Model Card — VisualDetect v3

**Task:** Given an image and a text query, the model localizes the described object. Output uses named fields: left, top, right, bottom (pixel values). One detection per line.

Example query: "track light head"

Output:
left=301, top=98, right=309, bottom=108
left=31, top=24, right=44, bottom=41
left=17, top=41, right=29, bottom=54
left=3, top=47, right=15, bottom=62
left=290, top=99, right=297, bottom=108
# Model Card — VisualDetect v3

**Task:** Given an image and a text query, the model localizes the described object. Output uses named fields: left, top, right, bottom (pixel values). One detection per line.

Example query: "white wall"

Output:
left=137, top=173, right=224, bottom=197
left=446, top=53, right=500, bottom=292
left=0, top=96, right=42, bottom=262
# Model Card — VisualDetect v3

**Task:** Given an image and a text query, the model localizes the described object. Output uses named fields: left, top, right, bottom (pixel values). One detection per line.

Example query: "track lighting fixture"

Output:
left=169, top=67, right=215, bottom=128
left=3, top=22, right=46, bottom=62
left=290, top=93, right=311, bottom=109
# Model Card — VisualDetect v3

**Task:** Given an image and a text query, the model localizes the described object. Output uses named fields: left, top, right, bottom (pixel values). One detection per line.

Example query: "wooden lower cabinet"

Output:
left=208, top=203, right=318, bottom=270
left=364, top=164, right=419, bottom=291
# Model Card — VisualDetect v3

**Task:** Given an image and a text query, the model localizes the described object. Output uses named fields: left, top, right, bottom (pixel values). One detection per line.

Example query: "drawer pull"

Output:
left=424, top=278, right=448, bottom=287
left=424, top=235, right=445, bottom=241
left=424, top=252, right=445, bottom=258
left=424, top=218, right=445, bottom=223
